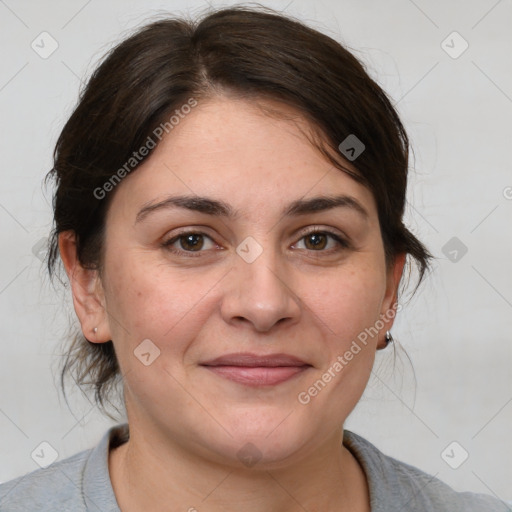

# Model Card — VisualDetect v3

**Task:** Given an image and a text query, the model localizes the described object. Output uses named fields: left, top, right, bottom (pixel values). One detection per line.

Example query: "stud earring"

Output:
left=93, top=327, right=98, bottom=334
left=385, top=330, right=393, bottom=345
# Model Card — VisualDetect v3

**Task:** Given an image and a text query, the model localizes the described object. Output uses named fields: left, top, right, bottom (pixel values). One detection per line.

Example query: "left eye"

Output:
left=294, top=231, right=347, bottom=251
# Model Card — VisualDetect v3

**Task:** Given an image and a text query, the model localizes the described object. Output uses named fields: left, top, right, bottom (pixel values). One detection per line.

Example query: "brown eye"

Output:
left=294, top=230, right=348, bottom=252
left=179, top=233, right=205, bottom=251
left=162, top=231, right=217, bottom=256
left=304, top=233, right=328, bottom=250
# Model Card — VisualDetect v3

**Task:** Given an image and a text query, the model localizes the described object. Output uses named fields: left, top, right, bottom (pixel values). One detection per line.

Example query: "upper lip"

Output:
left=200, top=352, right=310, bottom=367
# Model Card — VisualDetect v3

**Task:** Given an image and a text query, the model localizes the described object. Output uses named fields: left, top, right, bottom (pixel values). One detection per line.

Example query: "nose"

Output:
left=220, top=248, right=301, bottom=333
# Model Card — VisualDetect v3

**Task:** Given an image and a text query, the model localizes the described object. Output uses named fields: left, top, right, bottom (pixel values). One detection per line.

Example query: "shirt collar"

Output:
left=82, top=423, right=129, bottom=512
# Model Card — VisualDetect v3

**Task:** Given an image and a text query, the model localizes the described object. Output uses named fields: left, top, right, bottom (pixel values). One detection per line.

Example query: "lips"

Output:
left=200, top=352, right=312, bottom=386
left=201, top=352, right=309, bottom=367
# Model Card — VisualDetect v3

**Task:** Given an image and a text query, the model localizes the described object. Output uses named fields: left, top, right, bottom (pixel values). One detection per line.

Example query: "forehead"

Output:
left=107, top=96, right=377, bottom=222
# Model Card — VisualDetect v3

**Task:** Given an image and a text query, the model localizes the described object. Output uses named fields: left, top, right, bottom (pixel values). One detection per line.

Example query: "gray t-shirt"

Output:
left=0, top=423, right=509, bottom=511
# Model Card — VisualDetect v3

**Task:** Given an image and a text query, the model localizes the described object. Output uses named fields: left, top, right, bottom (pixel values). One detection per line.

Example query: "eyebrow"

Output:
left=134, top=194, right=369, bottom=224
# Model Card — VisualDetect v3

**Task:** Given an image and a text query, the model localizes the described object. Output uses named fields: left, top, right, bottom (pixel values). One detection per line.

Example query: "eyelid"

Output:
left=161, top=229, right=220, bottom=256
left=294, top=225, right=349, bottom=242
left=291, top=226, right=351, bottom=250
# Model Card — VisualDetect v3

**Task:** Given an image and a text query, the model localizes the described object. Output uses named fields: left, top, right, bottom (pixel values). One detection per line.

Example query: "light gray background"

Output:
left=0, top=0, right=511, bottom=503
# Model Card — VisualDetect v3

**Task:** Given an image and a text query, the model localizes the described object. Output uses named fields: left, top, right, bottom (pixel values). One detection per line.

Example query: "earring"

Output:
left=385, top=330, right=394, bottom=345
left=93, top=327, right=98, bottom=334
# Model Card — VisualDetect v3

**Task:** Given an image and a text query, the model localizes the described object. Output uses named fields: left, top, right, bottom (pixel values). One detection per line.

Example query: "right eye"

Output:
left=162, top=231, right=219, bottom=256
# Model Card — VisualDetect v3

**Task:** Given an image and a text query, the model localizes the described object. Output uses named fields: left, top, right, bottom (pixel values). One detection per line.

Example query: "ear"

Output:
left=58, top=230, right=111, bottom=343
left=377, top=252, right=406, bottom=349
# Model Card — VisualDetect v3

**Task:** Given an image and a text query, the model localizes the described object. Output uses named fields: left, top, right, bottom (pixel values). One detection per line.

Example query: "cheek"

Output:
left=303, top=259, right=386, bottom=393
left=293, top=267, right=384, bottom=429
left=102, top=259, right=224, bottom=414
left=103, top=255, right=224, bottom=355
left=302, top=261, right=386, bottom=345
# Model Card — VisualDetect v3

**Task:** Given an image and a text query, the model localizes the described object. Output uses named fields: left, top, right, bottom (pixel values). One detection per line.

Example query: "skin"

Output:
left=60, top=95, right=405, bottom=512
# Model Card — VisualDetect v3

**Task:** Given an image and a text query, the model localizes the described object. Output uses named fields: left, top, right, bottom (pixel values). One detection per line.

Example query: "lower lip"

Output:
left=202, top=365, right=310, bottom=386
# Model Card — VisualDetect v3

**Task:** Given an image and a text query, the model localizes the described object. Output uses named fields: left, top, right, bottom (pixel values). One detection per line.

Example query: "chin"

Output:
left=203, top=415, right=315, bottom=470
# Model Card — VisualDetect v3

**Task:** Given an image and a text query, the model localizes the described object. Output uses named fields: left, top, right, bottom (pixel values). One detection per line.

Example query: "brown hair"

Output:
left=44, top=4, right=432, bottom=416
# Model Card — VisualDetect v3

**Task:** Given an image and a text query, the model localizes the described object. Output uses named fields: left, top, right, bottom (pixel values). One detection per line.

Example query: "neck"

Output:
left=109, top=422, right=370, bottom=512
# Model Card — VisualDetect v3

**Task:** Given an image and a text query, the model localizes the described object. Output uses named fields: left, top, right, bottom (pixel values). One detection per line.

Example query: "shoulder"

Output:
left=0, top=424, right=127, bottom=512
left=0, top=448, right=91, bottom=511
left=343, top=430, right=511, bottom=512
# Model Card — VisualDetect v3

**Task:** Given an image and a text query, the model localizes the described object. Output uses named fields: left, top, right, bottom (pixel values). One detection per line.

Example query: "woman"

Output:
left=0, top=5, right=508, bottom=512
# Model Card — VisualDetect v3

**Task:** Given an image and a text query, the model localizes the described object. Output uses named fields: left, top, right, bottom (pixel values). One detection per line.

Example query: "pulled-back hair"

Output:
left=44, top=5, right=432, bottom=415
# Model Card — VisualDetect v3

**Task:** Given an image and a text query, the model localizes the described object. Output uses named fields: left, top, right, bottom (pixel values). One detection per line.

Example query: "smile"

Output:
left=199, top=352, right=313, bottom=386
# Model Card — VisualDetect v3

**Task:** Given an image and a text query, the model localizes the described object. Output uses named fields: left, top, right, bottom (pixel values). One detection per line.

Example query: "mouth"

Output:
left=200, top=352, right=312, bottom=387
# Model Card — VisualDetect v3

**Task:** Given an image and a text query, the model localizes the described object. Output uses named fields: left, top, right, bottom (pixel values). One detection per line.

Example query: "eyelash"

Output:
left=161, top=228, right=350, bottom=258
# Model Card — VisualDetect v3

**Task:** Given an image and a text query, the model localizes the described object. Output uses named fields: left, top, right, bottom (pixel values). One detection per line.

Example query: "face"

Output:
left=86, top=96, right=403, bottom=467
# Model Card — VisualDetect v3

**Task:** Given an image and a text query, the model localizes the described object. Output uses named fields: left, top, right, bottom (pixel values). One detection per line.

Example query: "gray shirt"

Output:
left=0, top=423, right=509, bottom=511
